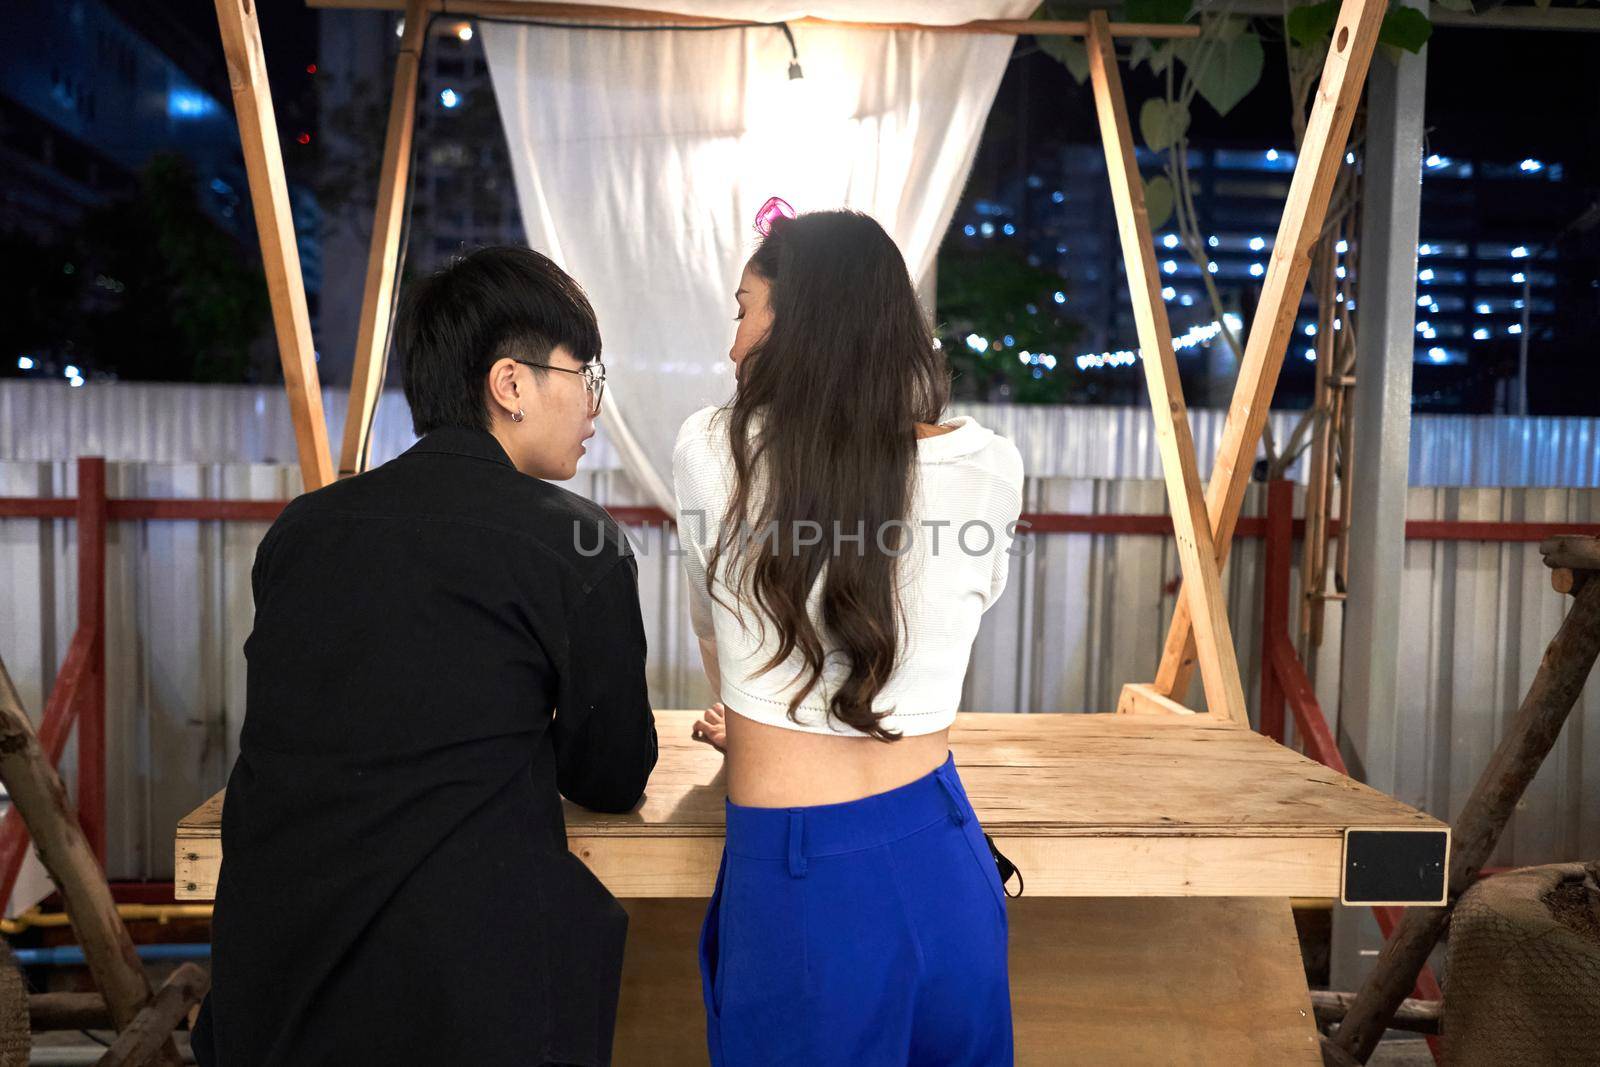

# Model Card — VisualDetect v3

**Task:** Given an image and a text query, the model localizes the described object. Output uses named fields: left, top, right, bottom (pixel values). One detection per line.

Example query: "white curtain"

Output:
left=482, top=3, right=1032, bottom=507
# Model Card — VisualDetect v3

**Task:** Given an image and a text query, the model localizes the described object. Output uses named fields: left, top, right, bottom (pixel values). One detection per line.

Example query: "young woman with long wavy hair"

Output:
left=673, top=208, right=1024, bottom=1066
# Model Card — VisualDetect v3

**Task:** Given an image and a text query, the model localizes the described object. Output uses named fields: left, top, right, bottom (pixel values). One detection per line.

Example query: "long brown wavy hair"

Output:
left=704, top=211, right=950, bottom=741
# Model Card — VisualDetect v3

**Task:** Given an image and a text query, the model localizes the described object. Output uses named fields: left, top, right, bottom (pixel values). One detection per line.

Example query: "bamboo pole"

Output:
left=1150, top=0, right=1386, bottom=703
left=1332, top=558, right=1600, bottom=1061
left=0, top=657, right=164, bottom=1049
left=340, top=0, right=430, bottom=478
left=306, top=0, right=1202, bottom=37
left=96, top=964, right=210, bottom=1067
left=1086, top=10, right=1248, bottom=727
left=28, top=992, right=115, bottom=1032
left=1309, top=991, right=1440, bottom=1036
left=214, top=0, right=335, bottom=491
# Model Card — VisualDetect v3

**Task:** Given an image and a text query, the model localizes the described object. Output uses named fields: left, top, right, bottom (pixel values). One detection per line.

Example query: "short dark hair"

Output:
left=396, top=246, right=601, bottom=435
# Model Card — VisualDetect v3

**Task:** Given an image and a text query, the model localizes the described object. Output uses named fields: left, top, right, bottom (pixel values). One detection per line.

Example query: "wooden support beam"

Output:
left=0, top=657, right=161, bottom=1044
left=214, top=0, right=335, bottom=492
left=1332, top=573, right=1600, bottom=1060
left=305, top=0, right=1202, bottom=38
left=1308, top=990, right=1440, bottom=1035
left=1115, top=682, right=1200, bottom=718
left=1539, top=534, right=1600, bottom=572
left=97, top=964, right=210, bottom=1067
left=1085, top=11, right=1249, bottom=729
left=1151, top=0, right=1387, bottom=703
left=339, top=0, right=429, bottom=478
left=29, top=992, right=114, bottom=1032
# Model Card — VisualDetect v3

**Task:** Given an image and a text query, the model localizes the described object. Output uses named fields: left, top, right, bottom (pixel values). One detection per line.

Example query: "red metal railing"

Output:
left=0, top=458, right=107, bottom=908
left=0, top=461, right=1592, bottom=917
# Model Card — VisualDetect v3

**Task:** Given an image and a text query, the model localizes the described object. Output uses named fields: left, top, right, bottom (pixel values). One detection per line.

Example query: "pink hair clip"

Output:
left=753, top=196, right=796, bottom=237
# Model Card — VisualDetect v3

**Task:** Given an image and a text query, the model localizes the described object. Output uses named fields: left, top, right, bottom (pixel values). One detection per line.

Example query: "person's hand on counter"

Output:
left=691, top=702, right=727, bottom=753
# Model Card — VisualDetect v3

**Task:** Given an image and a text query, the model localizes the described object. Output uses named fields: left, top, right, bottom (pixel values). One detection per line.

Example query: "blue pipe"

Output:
left=13, top=943, right=210, bottom=966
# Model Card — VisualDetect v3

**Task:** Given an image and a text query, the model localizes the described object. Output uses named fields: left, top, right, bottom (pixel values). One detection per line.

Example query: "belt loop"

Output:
left=936, top=771, right=968, bottom=826
left=787, top=810, right=807, bottom=878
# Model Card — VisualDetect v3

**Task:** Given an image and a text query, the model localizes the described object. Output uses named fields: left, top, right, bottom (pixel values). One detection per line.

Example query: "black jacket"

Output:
left=193, top=426, right=658, bottom=1066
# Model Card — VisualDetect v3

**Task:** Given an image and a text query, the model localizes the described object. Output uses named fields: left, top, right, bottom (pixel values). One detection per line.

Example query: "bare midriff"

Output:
left=723, top=706, right=952, bottom=807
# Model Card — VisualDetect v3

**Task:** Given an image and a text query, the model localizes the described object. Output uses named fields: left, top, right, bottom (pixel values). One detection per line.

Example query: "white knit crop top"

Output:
left=671, top=405, right=1025, bottom=738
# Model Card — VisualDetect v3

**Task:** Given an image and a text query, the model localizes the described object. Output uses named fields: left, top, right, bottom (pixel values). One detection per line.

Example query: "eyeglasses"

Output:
left=513, top=359, right=606, bottom=416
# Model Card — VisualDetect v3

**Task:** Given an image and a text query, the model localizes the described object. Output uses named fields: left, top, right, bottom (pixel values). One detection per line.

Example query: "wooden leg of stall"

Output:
left=1085, top=11, right=1247, bottom=728
left=213, top=0, right=334, bottom=492
left=610, top=898, right=1319, bottom=1065
left=1149, top=0, right=1387, bottom=704
left=339, top=0, right=429, bottom=479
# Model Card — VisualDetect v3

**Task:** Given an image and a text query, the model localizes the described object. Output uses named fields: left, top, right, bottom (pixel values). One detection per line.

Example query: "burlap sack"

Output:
left=1444, top=860, right=1600, bottom=1066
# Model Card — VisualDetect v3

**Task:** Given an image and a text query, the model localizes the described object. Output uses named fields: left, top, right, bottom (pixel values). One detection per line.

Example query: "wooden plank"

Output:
left=305, top=0, right=1203, bottom=38
left=213, top=0, right=334, bottom=491
left=608, top=896, right=1318, bottom=1065
left=570, top=831, right=1345, bottom=899
left=1085, top=12, right=1250, bottom=729
left=175, top=789, right=224, bottom=901
left=1153, top=0, right=1388, bottom=702
left=1114, top=681, right=1200, bottom=717
left=177, top=711, right=1446, bottom=900
left=339, top=0, right=429, bottom=479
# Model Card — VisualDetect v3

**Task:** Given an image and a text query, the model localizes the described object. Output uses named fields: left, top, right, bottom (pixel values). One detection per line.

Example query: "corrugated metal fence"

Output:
left=5, top=380, right=1600, bottom=485
left=2, top=457, right=1595, bottom=881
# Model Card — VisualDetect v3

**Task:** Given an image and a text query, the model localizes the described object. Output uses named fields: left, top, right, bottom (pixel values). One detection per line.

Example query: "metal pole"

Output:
left=1330, top=0, right=1427, bottom=992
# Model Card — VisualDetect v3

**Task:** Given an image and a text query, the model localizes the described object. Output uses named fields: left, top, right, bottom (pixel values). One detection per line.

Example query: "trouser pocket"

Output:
left=698, top=850, right=729, bottom=1019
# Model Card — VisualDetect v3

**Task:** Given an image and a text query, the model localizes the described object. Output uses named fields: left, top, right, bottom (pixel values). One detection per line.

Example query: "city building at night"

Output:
left=948, top=139, right=1577, bottom=412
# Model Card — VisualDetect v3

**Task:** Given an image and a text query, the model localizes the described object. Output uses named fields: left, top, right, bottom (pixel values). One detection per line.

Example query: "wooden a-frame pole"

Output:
left=340, top=0, right=430, bottom=477
left=214, top=0, right=335, bottom=492
left=1085, top=11, right=1248, bottom=728
left=1150, top=0, right=1387, bottom=703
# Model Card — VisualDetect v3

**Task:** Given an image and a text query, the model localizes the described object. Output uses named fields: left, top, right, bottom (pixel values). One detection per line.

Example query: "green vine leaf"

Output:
left=1144, top=174, right=1175, bottom=229
left=1175, top=29, right=1265, bottom=117
left=1139, top=98, right=1190, bottom=151
left=1286, top=0, right=1339, bottom=47
left=1378, top=6, right=1433, bottom=53
left=1038, top=35, right=1092, bottom=84
left=1128, top=37, right=1152, bottom=70
left=1149, top=40, right=1176, bottom=75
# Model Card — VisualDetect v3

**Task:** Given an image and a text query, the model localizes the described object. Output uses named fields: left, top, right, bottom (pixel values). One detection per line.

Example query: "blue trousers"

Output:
left=698, top=752, right=1014, bottom=1066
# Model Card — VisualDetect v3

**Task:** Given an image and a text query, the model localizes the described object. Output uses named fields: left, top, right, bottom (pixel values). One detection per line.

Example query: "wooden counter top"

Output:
left=177, top=710, right=1445, bottom=900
